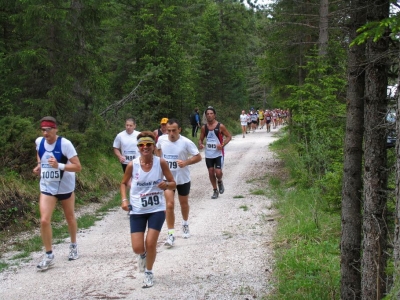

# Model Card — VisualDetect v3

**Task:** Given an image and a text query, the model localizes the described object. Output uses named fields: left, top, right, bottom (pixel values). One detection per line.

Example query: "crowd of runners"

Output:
left=33, top=106, right=233, bottom=289
left=240, top=108, right=289, bottom=137
left=32, top=106, right=288, bottom=289
left=32, top=106, right=287, bottom=289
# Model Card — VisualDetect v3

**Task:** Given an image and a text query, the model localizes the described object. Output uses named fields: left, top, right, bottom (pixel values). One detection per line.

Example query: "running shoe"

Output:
left=137, top=254, right=146, bottom=272
left=182, top=224, right=190, bottom=239
left=218, top=181, right=225, bottom=194
left=68, top=244, right=79, bottom=261
left=37, top=253, right=55, bottom=271
left=164, top=234, right=175, bottom=248
left=143, top=271, right=154, bottom=288
left=211, top=189, right=219, bottom=199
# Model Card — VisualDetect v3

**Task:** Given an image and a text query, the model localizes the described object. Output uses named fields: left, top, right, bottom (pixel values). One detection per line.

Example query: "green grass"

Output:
left=251, top=189, right=266, bottom=196
left=267, top=183, right=340, bottom=299
left=267, top=137, right=341, bottom=299
left=233, top=195, right=245, bottom=199
left=239, top=205, right=248, bottom=211
left=0, top=261, right=8, bottom=271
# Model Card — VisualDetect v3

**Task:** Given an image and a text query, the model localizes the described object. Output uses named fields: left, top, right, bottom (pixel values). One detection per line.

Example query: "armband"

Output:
left=58, top=163, right=65, bottom=170
left=122, top=199, right=128, bottom=202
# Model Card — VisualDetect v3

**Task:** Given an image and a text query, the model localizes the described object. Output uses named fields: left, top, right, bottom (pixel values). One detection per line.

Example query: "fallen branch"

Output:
left=99, top=80, right=143, bottom=117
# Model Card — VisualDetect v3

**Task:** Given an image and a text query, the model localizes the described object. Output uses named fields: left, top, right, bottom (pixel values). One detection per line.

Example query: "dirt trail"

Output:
left=0, top=126, right=280, bottom=300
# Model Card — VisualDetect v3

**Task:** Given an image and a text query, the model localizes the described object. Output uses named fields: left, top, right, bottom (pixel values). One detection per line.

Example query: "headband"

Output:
left=137, top=137, right=155, bottom=145
left=40, top=120, right=57, bottom=128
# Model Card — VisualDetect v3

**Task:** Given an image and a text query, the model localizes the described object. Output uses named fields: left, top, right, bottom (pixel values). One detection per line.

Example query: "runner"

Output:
left=265, top=110, right=272, bottom=132
left=240, top=110, right=248, bottom=138
left=246, top=111, right=251, bottom=134
left=272, top=110, right=277, bottom=129
left=250, top=110, right=258, bottom=133
left=199, top=106, right=232, bottom=199
left=120, top=131, right=176, bottom=288
left=258, top=109, right=265, bottom=129
left=156, top=119, right=202, bottom=248
left=153, top=118, right=168, bottom=142
left=33, top=116, right=82, bottom=271
left=113, top=118, right=140, bottom=173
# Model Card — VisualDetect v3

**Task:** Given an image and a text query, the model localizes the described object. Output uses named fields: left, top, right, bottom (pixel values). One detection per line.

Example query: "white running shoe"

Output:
left=37, top=254, right=55, bottom=271
left=137, top=255, right=146, bottom=272
left=182, top=225, right=190, bottom=239
left=68, top=244, right=79, bottom=261
left=142, top=271, right=154, bottom=288
left=164, top=234, right=175, bottom=248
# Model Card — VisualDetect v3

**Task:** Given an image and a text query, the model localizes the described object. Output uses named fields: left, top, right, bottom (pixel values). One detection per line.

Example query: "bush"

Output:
left=0, top=116, right=38, bottom=177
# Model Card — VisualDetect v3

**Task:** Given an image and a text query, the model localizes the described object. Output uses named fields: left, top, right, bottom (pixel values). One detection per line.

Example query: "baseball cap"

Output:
left=160, top=118, right=168, bottom=124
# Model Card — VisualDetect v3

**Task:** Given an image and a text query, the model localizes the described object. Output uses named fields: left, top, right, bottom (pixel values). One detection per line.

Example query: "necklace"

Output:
left=140, top=158, right=153, bottom=166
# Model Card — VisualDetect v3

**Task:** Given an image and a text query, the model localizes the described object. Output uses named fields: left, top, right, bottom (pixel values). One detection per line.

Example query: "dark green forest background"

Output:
left=2, top=0, right=400, bottom=298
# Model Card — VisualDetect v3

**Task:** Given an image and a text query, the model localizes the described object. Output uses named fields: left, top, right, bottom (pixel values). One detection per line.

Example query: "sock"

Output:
left=145, top=268, right=153, bottom=273
left=182, top=220, right=188, bottom=226
left=168, top=229, right=175, bottom=235
left=46, top=250, right=53, bottom=255
left=71, top=243, right=77, bottom=248
left=140, top=251, right=147, bottom=259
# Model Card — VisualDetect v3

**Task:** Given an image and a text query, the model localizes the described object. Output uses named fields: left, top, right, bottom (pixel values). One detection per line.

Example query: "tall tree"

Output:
left=318, top=0, right=329, bottom=56
left=395, top=34, right=400, bottom=292
left=361, top=0, right=390, bottom=297
left=340, top=0, right=367, bottom=297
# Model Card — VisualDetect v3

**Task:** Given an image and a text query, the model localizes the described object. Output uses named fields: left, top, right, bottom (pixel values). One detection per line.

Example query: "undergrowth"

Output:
left=266, top=131, right=341, bottom=299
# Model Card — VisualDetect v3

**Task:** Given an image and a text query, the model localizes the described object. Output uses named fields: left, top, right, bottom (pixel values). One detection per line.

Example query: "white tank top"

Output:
left=205, top=124, right=222, bottom=159
left=129, top=156, right=166, bottom=214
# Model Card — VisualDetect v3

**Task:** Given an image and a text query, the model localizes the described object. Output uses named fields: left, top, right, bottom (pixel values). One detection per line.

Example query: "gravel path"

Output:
left=0, top=126, right=280, bottom=300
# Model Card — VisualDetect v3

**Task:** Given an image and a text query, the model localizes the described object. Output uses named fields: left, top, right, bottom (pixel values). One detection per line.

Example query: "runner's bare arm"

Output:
left=179, top=153, right=202, bottom=168
left=198, top=125, right=205, bottom=149
left=113, top=148, right=125, bottom=163
left=220, top=124, right=232, bottom=147
left=120, top=162, right=133, bottom=211
left=159, top=158, right=176, bottom=191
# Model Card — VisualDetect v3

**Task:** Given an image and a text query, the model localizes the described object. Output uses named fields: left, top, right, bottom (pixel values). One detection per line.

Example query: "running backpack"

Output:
left=189, top=113, right=197, bottom=125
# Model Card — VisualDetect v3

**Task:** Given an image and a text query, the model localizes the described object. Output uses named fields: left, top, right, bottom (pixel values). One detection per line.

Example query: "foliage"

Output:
left=268, top=137, right=340, bottom=299
left=0, top=116, right=37, bottom=175
left=351, top=10, right=400, bottom=46
left=282, top=49, right=346, bottom=197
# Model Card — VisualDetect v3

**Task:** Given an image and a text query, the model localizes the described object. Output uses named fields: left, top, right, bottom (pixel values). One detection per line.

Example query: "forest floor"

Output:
left=0, top=125, right=281, bottom=300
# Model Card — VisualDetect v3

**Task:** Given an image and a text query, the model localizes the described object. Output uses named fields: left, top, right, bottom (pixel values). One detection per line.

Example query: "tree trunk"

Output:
left=361, top=1, right=390, bottom=297
left=393, top=34, right=400, bottom=298
left=340, top=1, right=366, bottom=298
left=318, top=0, right=329, bottom=56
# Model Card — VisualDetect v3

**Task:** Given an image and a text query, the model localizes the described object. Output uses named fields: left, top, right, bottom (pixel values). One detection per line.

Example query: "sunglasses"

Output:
left=138, top=143, right=154, bottom=148
left=41, top=128, right=53, bottom=133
